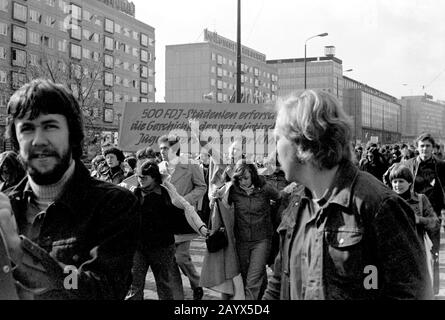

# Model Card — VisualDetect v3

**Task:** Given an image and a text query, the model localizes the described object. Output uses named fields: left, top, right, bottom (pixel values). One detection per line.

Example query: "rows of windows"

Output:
left=209, top=66, right=277, bottom=91
left=211, top=52, right=277, bottom=81
left=361, top=92, right=400, bottom=131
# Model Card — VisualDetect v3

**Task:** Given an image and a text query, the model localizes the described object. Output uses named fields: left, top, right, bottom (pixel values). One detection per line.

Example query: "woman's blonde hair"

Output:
left=275, top=90, right=353, bottom=170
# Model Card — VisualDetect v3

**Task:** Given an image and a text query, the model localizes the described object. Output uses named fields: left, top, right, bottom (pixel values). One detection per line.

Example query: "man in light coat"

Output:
left=158, top=134, right=207, bottom=300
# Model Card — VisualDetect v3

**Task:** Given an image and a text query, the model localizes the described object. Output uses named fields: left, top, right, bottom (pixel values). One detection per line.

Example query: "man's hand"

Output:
left=0, top=192, right=22, bottom=265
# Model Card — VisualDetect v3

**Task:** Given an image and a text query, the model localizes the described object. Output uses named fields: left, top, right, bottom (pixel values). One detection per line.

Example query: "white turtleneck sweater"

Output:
left=28, top=160, right=76, bottom=212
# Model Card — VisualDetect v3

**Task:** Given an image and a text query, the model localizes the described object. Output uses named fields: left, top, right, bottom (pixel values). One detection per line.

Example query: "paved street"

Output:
left=143, top=229, right=445, bottom=300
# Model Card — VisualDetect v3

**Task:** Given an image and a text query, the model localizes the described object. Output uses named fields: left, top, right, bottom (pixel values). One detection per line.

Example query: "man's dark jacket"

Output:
left=7, top=161, right=140, bottom=300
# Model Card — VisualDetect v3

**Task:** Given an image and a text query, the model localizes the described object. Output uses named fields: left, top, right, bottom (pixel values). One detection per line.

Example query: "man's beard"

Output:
left=21, top=147, right=73, bottom=185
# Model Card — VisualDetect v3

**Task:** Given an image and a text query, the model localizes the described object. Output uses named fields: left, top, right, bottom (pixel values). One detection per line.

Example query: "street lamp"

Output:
left=304, top=32, right=328, bottom=89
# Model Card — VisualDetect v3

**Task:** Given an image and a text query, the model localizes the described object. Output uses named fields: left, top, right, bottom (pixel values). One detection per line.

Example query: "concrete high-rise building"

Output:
left=0, top=0, right=155, bottom=149
left=267, top=49, right=344, bottom=100
left=165, top=29, right=278, bottom=104
left=399, top=95, right=445, bottom=144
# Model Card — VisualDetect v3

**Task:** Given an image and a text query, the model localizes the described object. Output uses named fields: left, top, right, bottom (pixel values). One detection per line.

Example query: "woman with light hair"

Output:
left=263, top=90, right=432, bottom=300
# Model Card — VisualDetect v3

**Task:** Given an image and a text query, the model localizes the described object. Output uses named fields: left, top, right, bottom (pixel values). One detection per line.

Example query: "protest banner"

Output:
left=118, top=102, right=277, bottom=160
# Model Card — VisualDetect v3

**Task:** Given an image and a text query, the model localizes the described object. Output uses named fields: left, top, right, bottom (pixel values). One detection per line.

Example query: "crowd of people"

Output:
left=0, top=78, right=444, bottom=300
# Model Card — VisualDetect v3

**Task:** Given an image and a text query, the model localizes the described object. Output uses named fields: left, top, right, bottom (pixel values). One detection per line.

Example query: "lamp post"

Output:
left=304, top=32, right=328, bottom=89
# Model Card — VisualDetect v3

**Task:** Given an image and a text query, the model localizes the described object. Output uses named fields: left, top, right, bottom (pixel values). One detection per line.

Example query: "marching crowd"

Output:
left=0, top=78, right=444, bottom=300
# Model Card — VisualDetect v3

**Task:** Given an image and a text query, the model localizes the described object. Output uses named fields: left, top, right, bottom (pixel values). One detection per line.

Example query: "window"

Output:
left=71, top=4, right=81, bottom=20
left=104, top=90, right=113, bottom=104
left=0, top=46, right=6, bottom=59
left=0, top=0, right=8, bottom=12
left=42, top=36, right=54, bottom=49
left=217, top=68, right=223, bottom=77
left=104, top=54, right=113, bottom=69
left=70, top=23, right=81, bottom=40
left=58, top=60, right=67, bottom=73
left=132, top=47, right=138, bottom=57
left=132, top=30, right=138, bottom=40
left=140, top=33, right=148, bottom=47
left=104, top=72, right=113, bottom=87
left=12, top=25, right=26, bottom=45
left=148, top=68, right=153, bottom=77
left=59, top=20, right=67, bottom=32
left=0, top=22, right=7, bottom=36
left=114, top=58, right=120, bottom=68
left=29, top=53, right=39, bottom=66
left=124, top=44, right=130, bottom=54
left=29, top=31, right=40, bottom=45
left=13, top=2, right=27, bottom=22
left=82, top=9, right=90, bottom=21
left=0, top=70, right=7, bottom=83
left=104, top=36, right=113, bottom=51
left=140, top=81, right=148, bottom=94
left=149, top=38, right=154, bottom=46
left=29, top=9, right=40, bottom=23
left=91, top=33, right=99, bottom=43
left=140, top=49, right=148, bottom=62
left=123, top=27, right=130, bottom=37
left=82, top=47, right=90, bottom=59
left=140, top=65, right=148, bottom=78
left=114, top=93, right=121, bottom=102
left=114, top=23, right=121, bottom=33
left=217, top=55, right=223, bottom=65
left=123, top=62, right=129, bottom=70
left=57, top=39, right=67, bottom=52
left=71, top=63, right=81, bottom=79
left=114, top=75, right=121, bottom=85
left=123, top=78, right=129, bottom=87
left=104, top=18, right=114, bottom=33
left=44, top=15, right=56, bottom=27
left=82, top=29, right=90, bottom=40
left=11, top=71, right=26, bottom=89
left=103, top=108, right=113, bottom=122
left=46, top=0, right=55, bottom=7
left=140, top=97, right=148, bottom=103
left=132, top=80, right=138, bottom=89
left=92, top=51, right=99, bottom=62
left=70, top=43, right=81, bottom=59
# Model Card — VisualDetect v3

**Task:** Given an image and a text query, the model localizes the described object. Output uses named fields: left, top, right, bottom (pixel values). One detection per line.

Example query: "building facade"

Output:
left=399, top=95, right=445, bottom=144
left=165, top=29, right=278, bottom=104
left=267, top=53, right=344, bottom=100
left=343, top=76, right=401, bottom=145
left=0, top=0, right=155, bottom=150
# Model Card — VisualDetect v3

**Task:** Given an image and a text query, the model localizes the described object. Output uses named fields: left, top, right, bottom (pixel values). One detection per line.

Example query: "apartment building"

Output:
left=0, top=0, right=155, bottom=148
left=165, top=29, right=278, bottom=104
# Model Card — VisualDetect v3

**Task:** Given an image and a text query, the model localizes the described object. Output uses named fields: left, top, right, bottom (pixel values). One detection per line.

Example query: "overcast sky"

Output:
left=133, top=0, right=445, bottom=103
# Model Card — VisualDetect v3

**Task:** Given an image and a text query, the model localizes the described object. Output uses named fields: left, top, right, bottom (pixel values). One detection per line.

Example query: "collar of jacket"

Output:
left=8, top=161, right=92, bottom=217
left=277, top=160, right=359, bottom=232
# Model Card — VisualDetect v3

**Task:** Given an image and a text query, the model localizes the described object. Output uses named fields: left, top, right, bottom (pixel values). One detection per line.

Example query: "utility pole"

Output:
left=236, top=0, right=242, bottom=103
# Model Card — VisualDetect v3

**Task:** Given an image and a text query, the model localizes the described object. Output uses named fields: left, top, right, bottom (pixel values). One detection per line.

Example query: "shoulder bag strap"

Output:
left=215, top=199, right=225, bottom=228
